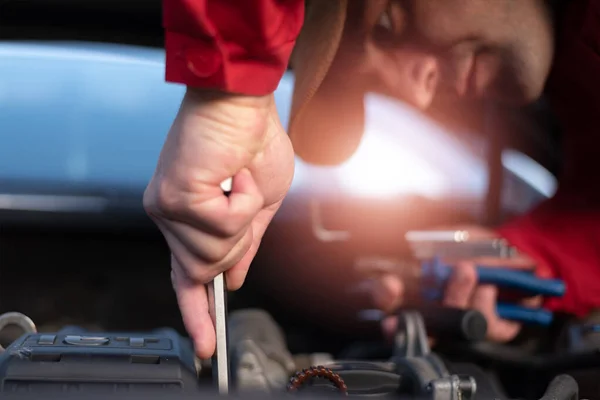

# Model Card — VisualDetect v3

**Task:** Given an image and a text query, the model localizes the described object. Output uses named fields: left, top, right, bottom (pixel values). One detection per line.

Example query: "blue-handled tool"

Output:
left=422, top=257, right=565, bottom=297
left=496, top=303, right=554, bottom=326
left=421, top=257, right=565, bottom=326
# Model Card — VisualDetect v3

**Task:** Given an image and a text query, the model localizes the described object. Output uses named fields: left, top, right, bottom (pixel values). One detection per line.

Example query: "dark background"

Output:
left=0, top=0, right=163, bottom=47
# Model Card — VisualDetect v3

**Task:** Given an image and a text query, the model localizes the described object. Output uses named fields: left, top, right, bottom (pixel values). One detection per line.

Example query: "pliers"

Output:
left=420, top=257, right=565, bottom=326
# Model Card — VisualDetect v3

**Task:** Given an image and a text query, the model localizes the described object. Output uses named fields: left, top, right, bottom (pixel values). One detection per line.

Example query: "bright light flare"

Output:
left=337, top=130, right=447, bottom=198
left=337, top=94, right=464, bottom=199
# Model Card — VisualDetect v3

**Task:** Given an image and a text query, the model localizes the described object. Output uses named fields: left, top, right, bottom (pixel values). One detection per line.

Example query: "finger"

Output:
left=225, top=226, right=256, bottom=290
left=369, top=274, right=404, bottom=312
left=171, top=257, right=216, bottom=358
left=471, top=285, right=521, bottom=342
left=522, top=295, right=543, bottom=308
left=159, top=220, right=253, bottom=283
left=192, top=168, right=264, bottom=237
left=382, top=316, right=398, bottom=343
left=160, top=218, right=247, bottom=264
left=148, top=168, right=263, bottom=239
left=226, top=205, right=280, bottom=290
left=443, top=262, right=477, bottom=309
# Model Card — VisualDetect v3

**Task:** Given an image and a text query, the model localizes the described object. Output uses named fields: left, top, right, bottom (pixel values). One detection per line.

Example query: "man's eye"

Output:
left=377, top=8, right=393, bottom=32
left=372, top=5, right=398, bottom=48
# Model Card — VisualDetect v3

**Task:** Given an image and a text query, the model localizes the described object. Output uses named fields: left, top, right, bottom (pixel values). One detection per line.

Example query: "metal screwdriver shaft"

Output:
left=210, top=273, right=229, bottom=394
left=210, top=177, right=233, bottom=394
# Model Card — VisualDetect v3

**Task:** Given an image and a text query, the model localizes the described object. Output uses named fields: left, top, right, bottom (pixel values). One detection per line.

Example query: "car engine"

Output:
left=0, top=308, right=586, bottom=400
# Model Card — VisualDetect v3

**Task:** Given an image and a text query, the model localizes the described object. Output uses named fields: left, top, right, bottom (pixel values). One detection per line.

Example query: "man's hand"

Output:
left=143, top=88, right=294, bottom=358
left=361, top=226, right=540, bottom=343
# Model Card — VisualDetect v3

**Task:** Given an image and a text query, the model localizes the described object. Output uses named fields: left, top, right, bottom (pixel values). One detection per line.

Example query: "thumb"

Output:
left=223, top=167, right=264, bottom=224
left=472, top=285, right=521, bottom=342
left=225, top=201, right=281, bottom=290
left=225, top=227, right=257, bottom=291
left=197, top=168, right=264, bottom=237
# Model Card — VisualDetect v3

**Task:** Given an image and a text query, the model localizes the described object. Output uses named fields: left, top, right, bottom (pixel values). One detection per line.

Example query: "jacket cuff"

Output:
left=165, top=30, right=295, bottom=96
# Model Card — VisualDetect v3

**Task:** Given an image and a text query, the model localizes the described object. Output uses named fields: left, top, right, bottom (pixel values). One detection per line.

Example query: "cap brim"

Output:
left=289, top=0, right=366, bottom=166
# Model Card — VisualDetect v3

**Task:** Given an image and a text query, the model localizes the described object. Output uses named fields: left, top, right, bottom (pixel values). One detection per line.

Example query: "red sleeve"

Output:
left=497, top=0, right=600, bottom=317
left=163, top=0, right=305, bottom=95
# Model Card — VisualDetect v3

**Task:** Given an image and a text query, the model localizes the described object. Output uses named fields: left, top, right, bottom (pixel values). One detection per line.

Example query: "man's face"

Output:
left=358, top=0, right=555, bottom=109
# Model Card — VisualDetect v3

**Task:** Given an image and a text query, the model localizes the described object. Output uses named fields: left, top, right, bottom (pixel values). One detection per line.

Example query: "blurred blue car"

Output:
left=0, top=41, right=556, bottom=226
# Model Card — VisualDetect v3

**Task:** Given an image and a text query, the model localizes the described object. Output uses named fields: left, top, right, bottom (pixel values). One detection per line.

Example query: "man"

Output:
left=144, top=0, right=600, bottom=358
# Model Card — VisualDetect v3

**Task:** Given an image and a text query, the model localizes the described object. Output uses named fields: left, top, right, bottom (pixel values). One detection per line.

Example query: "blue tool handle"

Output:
left=496, top=303, right=554, bottom=326
left=476, top=267, right=565, bottom=297
left=422, top=258, right=566, bottom=297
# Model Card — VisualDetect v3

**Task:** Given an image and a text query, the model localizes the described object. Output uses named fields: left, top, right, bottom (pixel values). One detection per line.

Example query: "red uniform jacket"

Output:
left=163, top=0, right=600, bottom=317
left=498, top=0, right=600, bottom=317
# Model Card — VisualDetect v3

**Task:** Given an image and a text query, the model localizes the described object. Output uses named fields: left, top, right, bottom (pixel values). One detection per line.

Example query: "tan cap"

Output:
left=289, top=0, right=366, bottom=165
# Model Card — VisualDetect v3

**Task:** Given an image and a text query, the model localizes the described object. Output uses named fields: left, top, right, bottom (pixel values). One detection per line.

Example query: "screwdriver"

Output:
left=209, top=177, right=233, bottom=394
left=208, top=273, right=229, bottom=394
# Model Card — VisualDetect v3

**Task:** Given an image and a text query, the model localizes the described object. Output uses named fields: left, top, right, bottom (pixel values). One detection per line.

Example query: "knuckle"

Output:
left=184, top=265, right=213, bottom=284
left=203, top=241, right=232, bottom=264
left=142, top=186, right=153, bottom=212
left=453, top=264, right=477, bottom=286
left=143, top=183, right=162, bottom=216
left=152, top=180, right=186, bottom=216
left=216, top=218, right=246, bottom=238
left=171, top=250, right=214, bottom=284
left=219, top=201, right=262, bottom=238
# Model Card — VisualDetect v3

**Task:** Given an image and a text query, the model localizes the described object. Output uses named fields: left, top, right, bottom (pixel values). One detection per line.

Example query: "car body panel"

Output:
left=0, top=41, right=555, bottom=226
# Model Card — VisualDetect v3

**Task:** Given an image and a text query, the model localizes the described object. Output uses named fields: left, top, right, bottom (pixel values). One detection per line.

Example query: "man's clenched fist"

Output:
left=143, top=88, right=294, bottom=358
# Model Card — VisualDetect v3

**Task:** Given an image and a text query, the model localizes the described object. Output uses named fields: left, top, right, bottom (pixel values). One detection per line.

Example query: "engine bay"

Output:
left=0, top=306, right=593, bottom=400
left=3, top=221, right=600, bottom=399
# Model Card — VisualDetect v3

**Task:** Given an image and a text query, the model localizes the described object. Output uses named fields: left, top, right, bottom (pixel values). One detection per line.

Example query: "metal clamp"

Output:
left=392, top=311, right=478, bottom=400
left=0, top=312, right=37, bottom=352
left=393, top=311, right=431, bottom=359
left=426, top=375, right=478, bottom=400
